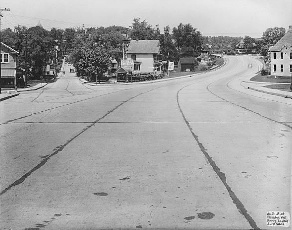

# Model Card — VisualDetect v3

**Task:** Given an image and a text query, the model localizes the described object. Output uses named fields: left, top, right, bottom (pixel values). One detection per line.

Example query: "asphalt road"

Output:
left=0, top=56, right=291, bottom=229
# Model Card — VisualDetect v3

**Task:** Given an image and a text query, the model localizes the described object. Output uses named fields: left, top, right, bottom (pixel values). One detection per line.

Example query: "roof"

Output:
left=127, top=40, right=160, bottom=54
left=1, top=42, right=19, bottom=54
left=269, top=26, right=292, bottom=52
left=116, top=68, right=127, bottom=74
left=179, top=57, right=197, bottom=64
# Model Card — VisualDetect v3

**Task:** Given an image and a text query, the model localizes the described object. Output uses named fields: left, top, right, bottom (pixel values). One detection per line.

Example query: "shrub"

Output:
left=261, top=69, right=270, bottom=76
left=198, top=64, right=209, bottom=71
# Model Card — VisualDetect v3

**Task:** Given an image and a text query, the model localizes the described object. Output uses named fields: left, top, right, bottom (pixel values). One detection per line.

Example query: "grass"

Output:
left=250, top=73, right=291, bottom=83
left=265, top=84, right=292, bottom=92
left=250, top=72, right=292, bottom=92
left=168, top=57, right=224, bottom=78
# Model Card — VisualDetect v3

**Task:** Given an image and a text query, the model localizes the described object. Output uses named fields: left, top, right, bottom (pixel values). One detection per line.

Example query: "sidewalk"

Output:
left=0, top=82, right=48, bottom=102
left=79, top=67, right=292, bottom=99
left=1, top=72, right=291, bottom=102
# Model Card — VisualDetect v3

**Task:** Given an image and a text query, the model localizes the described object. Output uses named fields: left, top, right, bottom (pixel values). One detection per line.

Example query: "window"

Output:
left=290, top=53, right=292, bottom=59
left=290, top=65, right=292, bottom=72
left=1, top=53, right=9, bottom=63
left=281, top=64, right=283, bottom=72
left=273, top=52, right=276, bottom=59
left=131, top=54, right=136, bottom=61
left=134, top=63, right=140, bottom=71
left=281, top=52, right=283, bottom=59
left=273, top=64, right=276, bottom=72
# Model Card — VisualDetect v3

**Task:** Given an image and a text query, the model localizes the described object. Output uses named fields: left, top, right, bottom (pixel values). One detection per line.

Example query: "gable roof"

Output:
left=1, top=42, right=19, bottom=54
left=179, top=57, right=197, bottom=64
left=269, top=26, right=292, bottom=52
left=127, top=40, right=160, bottom=54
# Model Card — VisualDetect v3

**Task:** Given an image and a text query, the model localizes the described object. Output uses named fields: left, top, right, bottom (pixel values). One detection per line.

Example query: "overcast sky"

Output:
left=1, top=0, right=292, bottom=37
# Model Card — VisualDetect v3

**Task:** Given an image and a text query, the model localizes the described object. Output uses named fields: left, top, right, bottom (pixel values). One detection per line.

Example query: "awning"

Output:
left=1, top=69, right=16, bottom=78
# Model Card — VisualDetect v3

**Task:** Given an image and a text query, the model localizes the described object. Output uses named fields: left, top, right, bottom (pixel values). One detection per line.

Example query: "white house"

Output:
left=269, top=25, right=292, bottom=77
left=1, top=42, right=19, bottom=88
left=126, top=40, right=161, bottom=73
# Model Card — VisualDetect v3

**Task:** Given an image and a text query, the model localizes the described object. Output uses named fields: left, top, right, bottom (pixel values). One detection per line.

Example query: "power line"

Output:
left=4, top=12, right=100, bottom=30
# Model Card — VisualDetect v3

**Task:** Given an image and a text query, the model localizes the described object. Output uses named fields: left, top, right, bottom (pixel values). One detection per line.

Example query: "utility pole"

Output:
left=0, top=7, right=10, bottom=94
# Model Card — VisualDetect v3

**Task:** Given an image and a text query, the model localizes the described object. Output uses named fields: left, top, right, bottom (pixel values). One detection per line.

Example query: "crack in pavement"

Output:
left=207, top=78, right=292, bottom=130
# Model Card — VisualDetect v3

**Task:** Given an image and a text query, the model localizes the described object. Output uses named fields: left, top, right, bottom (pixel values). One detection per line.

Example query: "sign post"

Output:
left=168, top=61, right=174, bottom=77
left=0, top=8, right=11, bottom=94
left=121, top=58, right=134, bottom=72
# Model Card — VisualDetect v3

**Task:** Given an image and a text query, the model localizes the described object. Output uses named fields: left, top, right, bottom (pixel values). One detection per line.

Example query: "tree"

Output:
left=243, top=36, right=256, bottom=50
left=129, top=18, right=159, bottom=40
left=25, top=26, right=54, bottom=79
left=172, top=23, right=202, bottom=57
left=260, top=27, right=285, bottom=59
left=1, top=28, right=17, bottom=48
left=70, top=41, right=111, bottom=82
left=159, top=26, right=178, bottom=62
left=262, top=27, right=286, bottom=46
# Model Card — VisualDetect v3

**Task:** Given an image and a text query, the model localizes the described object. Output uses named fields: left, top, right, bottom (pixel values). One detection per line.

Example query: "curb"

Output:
left=17, top=83, right=48, bottom=92
left=247, top=86, right=292, bottom=99
left=0, top=93, right=20, bottom=102
left=79, top=58, right=227, bottom=86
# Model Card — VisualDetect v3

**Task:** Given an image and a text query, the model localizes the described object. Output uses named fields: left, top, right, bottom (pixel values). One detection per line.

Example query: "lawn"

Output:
left=250, top=73, right=291, bottom=83
left=265, top=84, right=292, bottom=92
left=168, top=57, right=224, bottom=78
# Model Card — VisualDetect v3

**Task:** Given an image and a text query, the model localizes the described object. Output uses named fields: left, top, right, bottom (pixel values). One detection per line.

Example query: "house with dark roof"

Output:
left=126, top=40, right=160, bottom=73
left=1, top=42, right=19, bottom=88
left=269, top=25, right=292, bottom=77
left=235, top=39, right=257, bottom=54
left=178, top=57, right=198, bottom=72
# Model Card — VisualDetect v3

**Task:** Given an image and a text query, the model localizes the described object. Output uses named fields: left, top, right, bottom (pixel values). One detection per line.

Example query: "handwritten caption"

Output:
left=267, top=211, right=290, bottom=227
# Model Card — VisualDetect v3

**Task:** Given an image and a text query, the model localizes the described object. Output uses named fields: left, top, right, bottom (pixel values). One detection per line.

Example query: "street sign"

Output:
left=121, top=58, right=134, bottom=71
left=168, top=62, right=174, bottom=71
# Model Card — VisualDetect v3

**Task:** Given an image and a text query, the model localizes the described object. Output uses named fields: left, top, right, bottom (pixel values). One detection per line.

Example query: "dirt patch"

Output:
left=197, top=212, right=215, bottom=219
left=184, top=216, right=196, bottom=220
left=93, top=192, right=108, bottom=196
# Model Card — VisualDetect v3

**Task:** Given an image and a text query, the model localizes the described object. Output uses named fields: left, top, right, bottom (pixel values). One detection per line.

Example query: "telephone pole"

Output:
left=0, top=7, right=10, bottom=94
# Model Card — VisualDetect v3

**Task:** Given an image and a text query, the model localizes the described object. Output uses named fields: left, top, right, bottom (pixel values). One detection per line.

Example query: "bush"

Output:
left=261, top=69, right=270, bottom=76
left=198, top=64, right=209, bottom=71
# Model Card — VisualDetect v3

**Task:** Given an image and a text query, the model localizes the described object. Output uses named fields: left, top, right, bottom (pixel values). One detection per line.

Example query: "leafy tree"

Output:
left=129, top=18, right=159, bottom=40
left=243, top=36, right=256, bottom=50
left=262, top=27, right=285, bottom=46
left=172, top=23, right=202, bottom=57
left=63, top=28, right=77, bottom=54
left=25, top=26, right=55, bottom=79
left=1, top=28, right=18, bottom=48
left=159, top=26, right=178, bottom=62
left=70, top=41, right=111, bottom=82
left=12, top=25, right=55, bottom=80
left=260, top=27, right=285, bottom=62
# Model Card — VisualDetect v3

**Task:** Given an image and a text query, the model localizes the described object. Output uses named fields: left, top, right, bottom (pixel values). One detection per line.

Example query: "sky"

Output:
left=1, top=0, right=292, bottom=37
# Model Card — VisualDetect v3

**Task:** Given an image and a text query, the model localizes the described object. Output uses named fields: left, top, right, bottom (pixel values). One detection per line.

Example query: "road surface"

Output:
left=0, top=56, right=291, bottom=229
